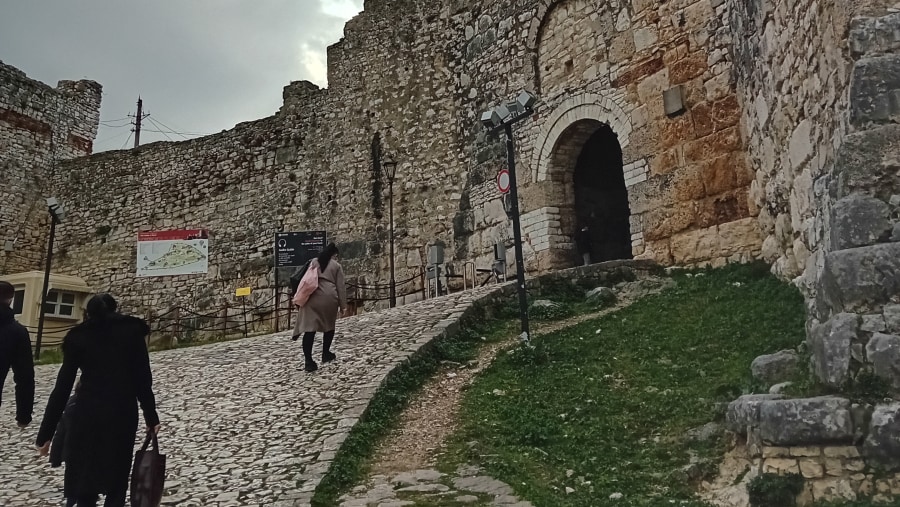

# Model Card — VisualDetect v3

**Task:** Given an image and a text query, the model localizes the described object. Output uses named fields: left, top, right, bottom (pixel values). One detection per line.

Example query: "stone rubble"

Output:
left=338, top=465, right=533, bottom=507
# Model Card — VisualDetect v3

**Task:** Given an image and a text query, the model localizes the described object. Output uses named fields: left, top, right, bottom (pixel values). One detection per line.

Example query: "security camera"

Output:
left=46, top=197, right=59, bottom=209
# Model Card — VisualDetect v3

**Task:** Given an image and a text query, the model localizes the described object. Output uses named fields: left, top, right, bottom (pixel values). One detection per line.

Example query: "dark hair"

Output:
left=317, top=243, right=340, bottom=271
left=0, top=281, right=13, bottom=302
left=85, top=293, right=118, bottom=320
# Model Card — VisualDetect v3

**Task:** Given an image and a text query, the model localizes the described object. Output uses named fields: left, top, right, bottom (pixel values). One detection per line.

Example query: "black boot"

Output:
left=302, top=332, right=317, bottom=372
left=322, top=331, right=336, bottom=363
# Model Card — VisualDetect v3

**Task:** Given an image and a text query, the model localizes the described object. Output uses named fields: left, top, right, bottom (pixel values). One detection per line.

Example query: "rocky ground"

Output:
left=0, top=286, right=502, bottom=507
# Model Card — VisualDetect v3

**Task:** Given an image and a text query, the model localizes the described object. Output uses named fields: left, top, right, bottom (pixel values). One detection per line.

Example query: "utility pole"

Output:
left=133, top=96, right=144, bottom=148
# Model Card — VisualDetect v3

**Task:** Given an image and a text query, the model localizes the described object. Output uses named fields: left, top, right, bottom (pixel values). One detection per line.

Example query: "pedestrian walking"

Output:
left=292, top=243, right=347, bottom=372
left=36, top=294, right=160, bottom=507
left=0, top=280, right=34, bottom=429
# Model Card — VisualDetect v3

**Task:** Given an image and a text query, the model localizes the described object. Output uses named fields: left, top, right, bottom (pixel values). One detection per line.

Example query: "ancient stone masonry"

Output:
left=8, top=0, right=766, bottom=320
left=0, top=62, right=101, bottom=274
left=803, top=7, right=900, bottom=395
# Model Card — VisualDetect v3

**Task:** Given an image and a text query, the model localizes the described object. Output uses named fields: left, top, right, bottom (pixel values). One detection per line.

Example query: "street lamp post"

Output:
left=383, top=155, right=398, bottom=308
left=480, top=91, right=538, bottom=344
left=35, top=197, right=66, bottom=360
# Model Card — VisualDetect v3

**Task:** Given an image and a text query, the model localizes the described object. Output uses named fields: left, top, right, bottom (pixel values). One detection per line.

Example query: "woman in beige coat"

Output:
left=293, top=243, right=347, bottom=372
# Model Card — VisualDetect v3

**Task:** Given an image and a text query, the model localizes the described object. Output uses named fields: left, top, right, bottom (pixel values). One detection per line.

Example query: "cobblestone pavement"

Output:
left=338, top=466, right=534, bottom=507
left=0, top=286, right=503, bottom=507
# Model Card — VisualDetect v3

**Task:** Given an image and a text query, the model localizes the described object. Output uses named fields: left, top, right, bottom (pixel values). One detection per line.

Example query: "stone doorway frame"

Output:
left=523, top=92, right=649, bottom=268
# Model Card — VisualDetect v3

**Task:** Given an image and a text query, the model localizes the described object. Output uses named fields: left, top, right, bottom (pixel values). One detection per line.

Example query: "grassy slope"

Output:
left=440, top=263, right=807, bottom=506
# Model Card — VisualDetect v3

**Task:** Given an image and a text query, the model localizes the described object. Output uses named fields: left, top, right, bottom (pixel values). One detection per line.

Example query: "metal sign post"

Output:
left=480, top=91, right=539, bottom=345
left=236, top=287, right=252, bottom=337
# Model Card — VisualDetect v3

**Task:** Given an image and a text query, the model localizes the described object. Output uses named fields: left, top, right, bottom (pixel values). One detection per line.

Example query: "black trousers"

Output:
left=301, top=330, right=334, bottom=362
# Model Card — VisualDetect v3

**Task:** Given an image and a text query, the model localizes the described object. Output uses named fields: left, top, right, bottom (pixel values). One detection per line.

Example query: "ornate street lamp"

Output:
left=480, top=91, right=538, bottom=344
left=382, top=155, right=398, bottom=308
left=35, top=197, right=66, bottom=360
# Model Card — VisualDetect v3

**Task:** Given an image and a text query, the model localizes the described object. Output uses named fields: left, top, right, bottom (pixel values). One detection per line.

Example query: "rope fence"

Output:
left=30, top=263, right=505, bottom=352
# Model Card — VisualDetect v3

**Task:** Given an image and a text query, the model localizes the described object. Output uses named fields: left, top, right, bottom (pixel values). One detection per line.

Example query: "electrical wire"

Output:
left=120, top=132, right=134, bottom=150
left=145, top=117, right=175, bottom=142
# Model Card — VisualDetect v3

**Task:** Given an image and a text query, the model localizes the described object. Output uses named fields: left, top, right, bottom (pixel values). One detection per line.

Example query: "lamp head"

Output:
left=516, top=90, right=537, bottom=110
left=382, top=154, right=398, bottom=179
left=46, top=197, right=59, bottom=209
left=480, top=110, right=499, bottom=129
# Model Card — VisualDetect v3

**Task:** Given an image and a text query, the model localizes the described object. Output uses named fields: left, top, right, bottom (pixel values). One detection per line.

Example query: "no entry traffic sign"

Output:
left=497, top=169, right=510, bottom=194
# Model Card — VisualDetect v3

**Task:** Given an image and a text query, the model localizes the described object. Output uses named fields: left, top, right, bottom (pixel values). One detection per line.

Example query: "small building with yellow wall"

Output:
left=0, top=271, right=92, bottom=350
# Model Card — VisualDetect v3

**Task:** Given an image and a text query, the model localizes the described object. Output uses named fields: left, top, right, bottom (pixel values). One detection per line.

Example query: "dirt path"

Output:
left=368, top=277, right=675, bottom=476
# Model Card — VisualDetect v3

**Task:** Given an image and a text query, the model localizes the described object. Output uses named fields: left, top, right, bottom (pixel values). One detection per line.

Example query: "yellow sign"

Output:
left=235, top=287, right=252, bottom=297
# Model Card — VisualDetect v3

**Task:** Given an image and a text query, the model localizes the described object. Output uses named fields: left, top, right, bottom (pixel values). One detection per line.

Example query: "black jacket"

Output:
left=0, top=304, right=35, bottom=425
left=37, top=314, right=159, bottom=496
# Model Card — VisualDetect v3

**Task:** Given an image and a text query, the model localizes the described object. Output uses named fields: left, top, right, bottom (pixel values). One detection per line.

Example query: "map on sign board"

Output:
left=137, top=230, right=209, bottom=277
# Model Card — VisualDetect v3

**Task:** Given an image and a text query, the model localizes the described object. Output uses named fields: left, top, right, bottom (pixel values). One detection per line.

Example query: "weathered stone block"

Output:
left=751, top=350, right=800, bottom=384
left=799, top=459, right=824, bottom=478
left=865, top=333, right=900, bottom=390
left=808, top=314, right=858, bottom=388
left=850, top=55, right=900, bottom=127
left=762, top=458, right=799, bottom=474
left=829, top=195, right=893, bottom=250
left=832, top=125, right=900, bottom=200
left=823, top=244, right=900, bottom=313
left=851, top=13, right=900, bottom=57
left=862, top=403, right=900, bottom=470
left=757, top=397, right=854, bottom=446
left=725, top=394, right=784, bottom=434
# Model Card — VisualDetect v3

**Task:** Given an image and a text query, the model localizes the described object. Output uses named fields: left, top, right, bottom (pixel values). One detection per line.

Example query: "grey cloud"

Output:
left=0, top=0, right=362, bottom=152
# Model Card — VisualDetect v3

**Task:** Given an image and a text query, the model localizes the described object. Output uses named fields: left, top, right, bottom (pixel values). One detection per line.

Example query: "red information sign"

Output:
left=137, top=229, right=208, bottom=241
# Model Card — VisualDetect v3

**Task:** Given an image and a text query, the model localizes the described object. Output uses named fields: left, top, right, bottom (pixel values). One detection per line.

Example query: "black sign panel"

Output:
left=275, top=231, right=327, bottom=268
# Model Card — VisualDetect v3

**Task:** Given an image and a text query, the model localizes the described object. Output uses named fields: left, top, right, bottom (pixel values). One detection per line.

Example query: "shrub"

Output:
left=747, top=473, right=805, bottom=507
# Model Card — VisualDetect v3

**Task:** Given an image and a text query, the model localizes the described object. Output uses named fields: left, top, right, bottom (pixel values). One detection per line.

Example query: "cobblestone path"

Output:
left=0, top=286, right=503, bottom=507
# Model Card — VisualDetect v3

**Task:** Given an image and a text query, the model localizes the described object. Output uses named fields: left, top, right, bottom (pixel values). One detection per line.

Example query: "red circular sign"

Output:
left=497, top=169, right=511, bottom=194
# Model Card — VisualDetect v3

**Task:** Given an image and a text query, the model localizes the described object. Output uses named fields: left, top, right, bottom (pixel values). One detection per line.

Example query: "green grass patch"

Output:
left=310, top=311, right=514, bottom=507
left=439, top=262, right=806, bottom=506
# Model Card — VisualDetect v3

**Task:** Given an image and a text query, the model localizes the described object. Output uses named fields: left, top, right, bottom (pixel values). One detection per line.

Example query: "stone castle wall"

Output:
left=0, top=62, right=101, bottom=274
left=39, top=0, right=765, bottom=318
left=728, top=0, right=857, bottom=285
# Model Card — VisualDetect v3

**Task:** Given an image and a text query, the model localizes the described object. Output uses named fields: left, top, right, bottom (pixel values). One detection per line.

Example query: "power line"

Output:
left=94, top=130, right=133, bottom=145
left=145, top=117, right=175, bottom=142
left=146, top=115, right=206, bottom=139
left=120, top=131, right=134, bottom=150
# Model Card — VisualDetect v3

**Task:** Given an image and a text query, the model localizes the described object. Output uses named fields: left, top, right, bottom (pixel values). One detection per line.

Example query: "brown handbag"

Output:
left=130, top=430, right=166, bottom=507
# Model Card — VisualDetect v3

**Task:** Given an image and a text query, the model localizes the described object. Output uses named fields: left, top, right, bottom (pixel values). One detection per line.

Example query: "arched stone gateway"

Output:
left=523, top=94, right=647, bottom=270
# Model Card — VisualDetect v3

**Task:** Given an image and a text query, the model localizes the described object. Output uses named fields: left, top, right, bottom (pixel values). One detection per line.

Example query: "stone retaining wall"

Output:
left=727, top=394, right=900, bottom=503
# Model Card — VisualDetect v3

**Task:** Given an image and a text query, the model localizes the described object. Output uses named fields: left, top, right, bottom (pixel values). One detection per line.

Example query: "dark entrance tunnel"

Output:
left=572, top=123, right=633, bottom=264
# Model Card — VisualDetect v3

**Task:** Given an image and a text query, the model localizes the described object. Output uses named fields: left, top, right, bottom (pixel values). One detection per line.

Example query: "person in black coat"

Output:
left=0, top=280, right=34, bottom=428
left=36, top=294, right=161, bottom=507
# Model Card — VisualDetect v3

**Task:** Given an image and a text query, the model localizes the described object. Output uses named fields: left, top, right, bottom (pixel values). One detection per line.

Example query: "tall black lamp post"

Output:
left=35, top=197, right=66, bottom=360
left=382, top=155, right=398, bottom=308
left=480, top=91, right=538, bottom=344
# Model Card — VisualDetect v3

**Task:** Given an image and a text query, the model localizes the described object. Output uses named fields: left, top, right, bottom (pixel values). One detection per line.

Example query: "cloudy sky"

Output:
left=0, top=0, right=364, bottom=152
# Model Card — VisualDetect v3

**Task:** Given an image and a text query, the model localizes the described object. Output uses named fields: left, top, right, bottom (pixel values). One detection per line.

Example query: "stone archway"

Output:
left=522, top=93, right=643, bottom=270
left=550, top=121, right=632, bottom=265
